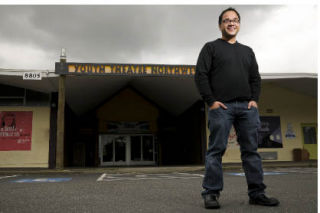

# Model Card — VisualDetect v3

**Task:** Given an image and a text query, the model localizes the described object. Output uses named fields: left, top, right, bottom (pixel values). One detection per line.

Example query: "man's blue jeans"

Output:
left=202, top=101, right=266, bottom=198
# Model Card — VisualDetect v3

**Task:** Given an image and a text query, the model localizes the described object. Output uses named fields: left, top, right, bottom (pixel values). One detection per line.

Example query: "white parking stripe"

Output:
left=175, top=172, right=204, bottom=177
left=97, top=172, right=204, bottom=182
left=0, top=175, right=18, bottom=180
left=100, top=177, right=201, bottom=182
left=97, top=173, right=106, bottom=181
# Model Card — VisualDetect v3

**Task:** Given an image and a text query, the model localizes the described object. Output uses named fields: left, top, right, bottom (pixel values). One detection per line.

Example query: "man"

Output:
left=194, top=7, right=279, bottom=209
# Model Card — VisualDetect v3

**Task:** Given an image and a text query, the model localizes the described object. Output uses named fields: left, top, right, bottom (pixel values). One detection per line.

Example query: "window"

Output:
left=302, top=125, right=317, bottom=144
left=130, top=135, right=154, bottom=161
left=0, top=84, right=49, bottom=106
left=0, top=98, right=24, bottom=106
left=131, top=136, right=141, bottom=161
left=143, top=136, right=154, bottom=161
left=0, top=84, right=24, bottom=97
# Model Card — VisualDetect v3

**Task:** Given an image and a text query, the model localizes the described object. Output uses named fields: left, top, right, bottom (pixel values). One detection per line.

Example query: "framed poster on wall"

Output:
left=258, top=116, right=283, bottom=148
left=0, top=111, right=33, bottom=151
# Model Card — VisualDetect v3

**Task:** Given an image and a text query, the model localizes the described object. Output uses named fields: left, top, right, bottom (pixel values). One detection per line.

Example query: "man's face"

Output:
left=219, top=11, right=240, bottom=39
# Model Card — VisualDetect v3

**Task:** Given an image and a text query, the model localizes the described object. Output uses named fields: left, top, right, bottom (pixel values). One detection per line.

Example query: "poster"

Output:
left=258, top=116, right=283, bottom=148
left=285, top=123, right=296, bottom=139
left=0, top=111, right=33, bottom=151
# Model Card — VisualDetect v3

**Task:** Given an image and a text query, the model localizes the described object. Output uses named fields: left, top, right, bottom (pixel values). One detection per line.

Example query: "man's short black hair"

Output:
left=218, top=7, right=241, bottom=25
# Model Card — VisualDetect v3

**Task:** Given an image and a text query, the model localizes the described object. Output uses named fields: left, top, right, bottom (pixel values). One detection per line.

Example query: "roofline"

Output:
left=0, top=69, right=58, bottom=77
left=261, top=72, right=317, bottom=79
left=0, top=68, right=317, bottom=79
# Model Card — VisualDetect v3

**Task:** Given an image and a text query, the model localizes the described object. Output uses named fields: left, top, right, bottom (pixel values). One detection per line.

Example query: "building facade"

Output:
left=0, top=64, right=317, bottom=168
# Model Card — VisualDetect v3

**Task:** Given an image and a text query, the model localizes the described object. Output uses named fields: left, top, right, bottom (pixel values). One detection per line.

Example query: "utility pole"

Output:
left=56, top=48, right=66, bottom=169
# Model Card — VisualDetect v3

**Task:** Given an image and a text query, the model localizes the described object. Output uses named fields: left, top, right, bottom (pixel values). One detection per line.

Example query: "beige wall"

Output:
left=205, top=82, right=317, bottom=162
left=258, top=82, right=317, bottom=161
left=0, top=107, right=50, bottom=168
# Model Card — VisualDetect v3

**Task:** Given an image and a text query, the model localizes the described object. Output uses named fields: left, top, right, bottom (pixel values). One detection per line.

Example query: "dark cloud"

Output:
left=0, top=5, right=314, bottom=73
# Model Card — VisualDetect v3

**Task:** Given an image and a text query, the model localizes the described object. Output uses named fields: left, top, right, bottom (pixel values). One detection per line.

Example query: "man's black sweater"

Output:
left=194, top=38, right=261, bottom=107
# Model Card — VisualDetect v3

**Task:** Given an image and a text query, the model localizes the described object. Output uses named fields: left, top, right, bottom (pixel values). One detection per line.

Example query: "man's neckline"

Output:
left=219, top=38, right=238, bottom=45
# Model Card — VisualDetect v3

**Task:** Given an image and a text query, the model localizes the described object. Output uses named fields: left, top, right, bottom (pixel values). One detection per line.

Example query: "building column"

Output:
left=56, top=75, right=66, bottom=169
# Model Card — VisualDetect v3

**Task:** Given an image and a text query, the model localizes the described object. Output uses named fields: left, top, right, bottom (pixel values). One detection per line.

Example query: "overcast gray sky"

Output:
left=0, top=5, right=317, bottom=73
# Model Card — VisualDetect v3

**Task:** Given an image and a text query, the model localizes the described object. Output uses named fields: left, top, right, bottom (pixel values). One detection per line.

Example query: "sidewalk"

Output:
left=0, top=160, right=316, bottom=174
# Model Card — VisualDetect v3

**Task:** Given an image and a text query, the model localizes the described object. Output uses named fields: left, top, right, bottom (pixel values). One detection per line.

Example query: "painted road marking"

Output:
left=136, top=175, right=147, bottom=178
left=12, top=178, right=72, bottom=183
left=97, top=172, right=203, bottom=182
left=97, top=173, right=107, bottom=181
left=176, top=172, right=204, bottom=177
left=0, top=175, right=18, bottom=180
left=226, top=172, right=288, bottom=176
left=271, top=168, right=317, bottom=174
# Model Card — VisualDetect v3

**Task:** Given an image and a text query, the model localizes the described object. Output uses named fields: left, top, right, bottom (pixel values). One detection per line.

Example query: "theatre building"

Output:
left=0, top=61, right=317, bottom=168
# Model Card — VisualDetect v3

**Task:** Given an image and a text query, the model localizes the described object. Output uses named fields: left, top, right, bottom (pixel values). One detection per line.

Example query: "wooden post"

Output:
left=56, top=48, right=67, bottom=169
left=56, top=75, right=65, bottom=169
left=49, top=92, right=58, bottom=169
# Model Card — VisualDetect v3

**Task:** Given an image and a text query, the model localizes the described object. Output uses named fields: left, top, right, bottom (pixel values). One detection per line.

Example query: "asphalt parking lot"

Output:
left=0, top=167, right=317, bottom=213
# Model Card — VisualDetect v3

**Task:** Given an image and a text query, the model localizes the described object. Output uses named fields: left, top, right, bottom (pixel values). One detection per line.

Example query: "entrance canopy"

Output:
left=65, top=75, right=199, bottom=115
left=0, top=65, right=317, bottom=116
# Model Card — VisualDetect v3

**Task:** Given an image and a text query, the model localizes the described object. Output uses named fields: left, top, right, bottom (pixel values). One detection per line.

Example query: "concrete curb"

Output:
left=0, top=161, right=316, bottom=175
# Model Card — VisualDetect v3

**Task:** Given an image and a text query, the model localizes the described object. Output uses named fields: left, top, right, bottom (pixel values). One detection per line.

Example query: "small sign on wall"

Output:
left=0, top=111, right=33, bottom=151
left=23, top=72, right=42, bottom=80
left=285, top=123, right=296, bottom=139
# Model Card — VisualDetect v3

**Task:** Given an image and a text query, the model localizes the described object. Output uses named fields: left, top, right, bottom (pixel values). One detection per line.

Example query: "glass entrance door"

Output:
left=130, top=135, right=155, bottom=165
left=99, top=134, right=156, bottom=166
left=100, top=135, right=129, bottom=166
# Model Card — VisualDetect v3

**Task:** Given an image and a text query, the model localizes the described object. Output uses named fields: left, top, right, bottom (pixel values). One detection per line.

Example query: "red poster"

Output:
left=0, top=111, right=33, bottom=151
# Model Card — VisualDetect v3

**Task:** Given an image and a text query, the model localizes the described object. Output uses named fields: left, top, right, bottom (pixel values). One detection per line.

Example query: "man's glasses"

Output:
left=222, top=19, right=240, bottom=24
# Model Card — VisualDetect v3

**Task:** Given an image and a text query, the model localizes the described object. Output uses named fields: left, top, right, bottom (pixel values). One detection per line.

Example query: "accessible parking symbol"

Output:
left=12, top=178, right=72, bottom=183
